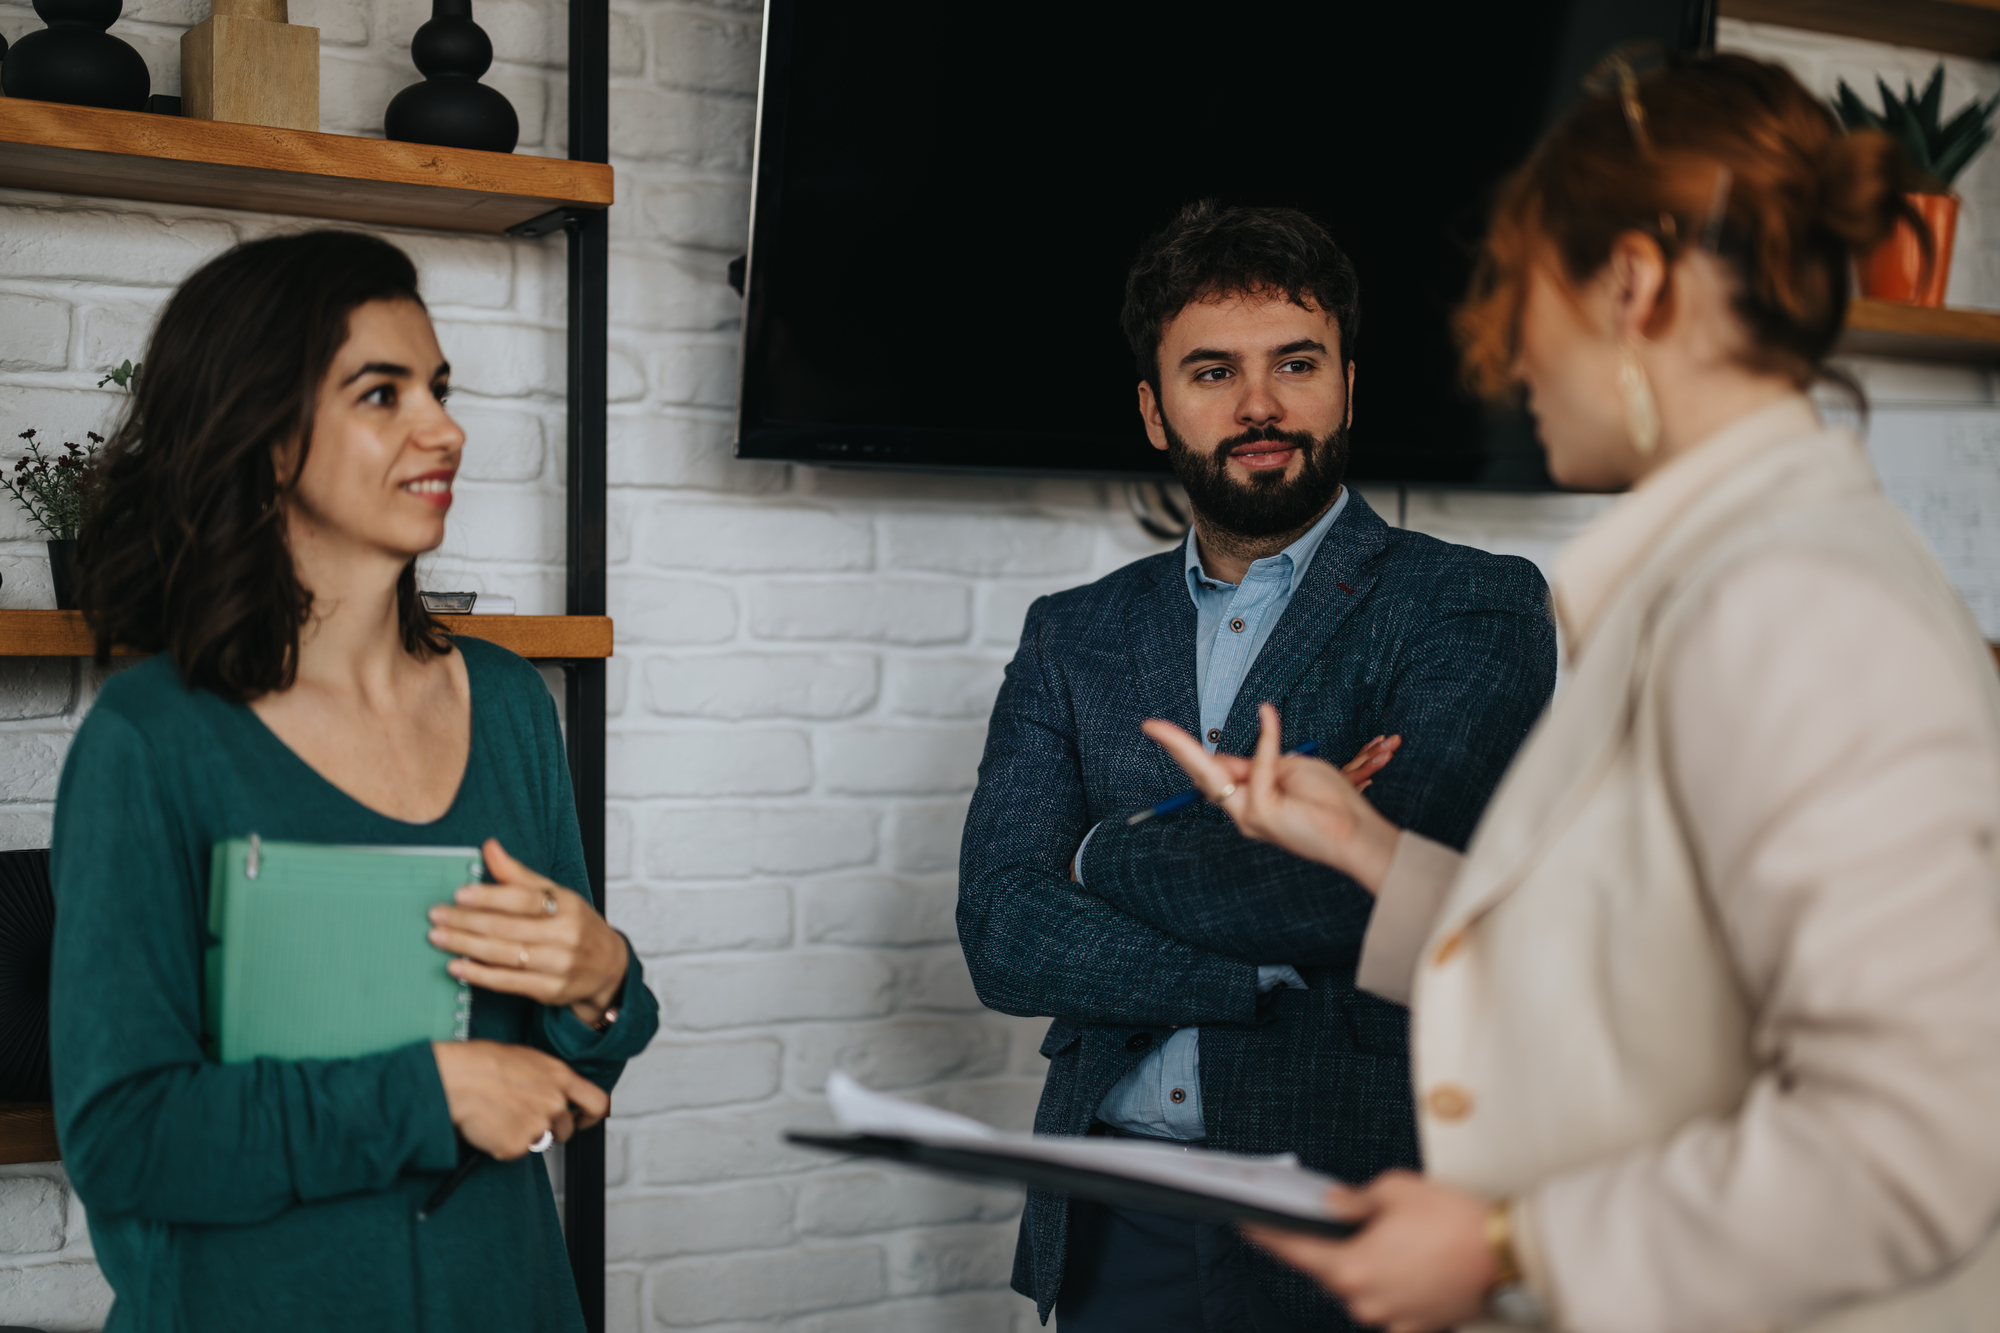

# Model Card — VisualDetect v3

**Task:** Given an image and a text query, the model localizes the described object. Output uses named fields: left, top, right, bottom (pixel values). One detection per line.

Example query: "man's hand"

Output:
left=1141, top=703, right=1405, bottom=891
left=1070, top=727, right=1399, bottom=881
left=1242, top=1171, right=1496, bottom=1333
left=1341, top=733, right=1401, bottom=791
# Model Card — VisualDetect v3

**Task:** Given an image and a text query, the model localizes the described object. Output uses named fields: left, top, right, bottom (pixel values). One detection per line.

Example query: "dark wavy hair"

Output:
left=78, top=230, right=450, bottom=700
left=1120, top=201, right=1362, bottom=394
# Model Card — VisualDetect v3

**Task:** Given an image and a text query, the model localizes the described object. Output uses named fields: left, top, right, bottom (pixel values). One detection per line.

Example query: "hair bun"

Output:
left=1460, top=53, right=1918, bottom=396
left=1815, top=128, right=1909, bottom=253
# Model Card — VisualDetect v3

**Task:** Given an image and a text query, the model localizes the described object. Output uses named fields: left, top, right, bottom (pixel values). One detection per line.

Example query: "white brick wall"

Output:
left=0, top=1164, right=111, bottom=1332
left=0, top=8, right=1994, bottom=1331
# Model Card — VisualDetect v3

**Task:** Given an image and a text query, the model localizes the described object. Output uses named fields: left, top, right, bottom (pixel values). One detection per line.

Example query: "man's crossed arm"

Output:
left=1076, top=605, right=1556, bottom=967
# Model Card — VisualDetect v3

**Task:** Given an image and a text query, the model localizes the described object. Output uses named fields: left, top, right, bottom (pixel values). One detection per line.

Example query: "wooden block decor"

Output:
left=182, top=0, right=320, bottom=133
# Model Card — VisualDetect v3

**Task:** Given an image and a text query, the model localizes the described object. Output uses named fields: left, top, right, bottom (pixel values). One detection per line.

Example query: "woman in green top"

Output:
left=48, top=230, right=659, bottom=1332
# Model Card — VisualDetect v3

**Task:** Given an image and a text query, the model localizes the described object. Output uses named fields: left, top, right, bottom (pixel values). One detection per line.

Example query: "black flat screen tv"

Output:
left=735, top=0, right=1715, bottom=486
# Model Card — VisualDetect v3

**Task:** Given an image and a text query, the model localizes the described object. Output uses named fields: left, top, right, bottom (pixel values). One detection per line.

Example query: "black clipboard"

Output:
left=786, top=1132, right=1358, bottom=1238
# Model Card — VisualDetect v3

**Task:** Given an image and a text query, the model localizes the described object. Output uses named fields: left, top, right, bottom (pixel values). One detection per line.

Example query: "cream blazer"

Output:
left=1357, top=398, right=2000, bottom=1333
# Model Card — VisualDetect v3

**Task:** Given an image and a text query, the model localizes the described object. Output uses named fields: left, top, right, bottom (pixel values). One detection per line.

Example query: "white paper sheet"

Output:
left=823, top=1072, right=1348, bottom=1223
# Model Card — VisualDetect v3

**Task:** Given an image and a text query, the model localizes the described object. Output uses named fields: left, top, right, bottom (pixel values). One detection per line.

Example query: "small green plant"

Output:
left=1834, top=65, right=2000, bottom=193
left=5, top=361, right=136, bottom=539
left=3, top=429, right=102, bottom=540
left=96, top=359, right=141, bottom=391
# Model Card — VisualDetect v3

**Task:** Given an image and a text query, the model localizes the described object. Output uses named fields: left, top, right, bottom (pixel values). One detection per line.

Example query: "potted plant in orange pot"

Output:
left=1835, top=67, right=2000, bottom=307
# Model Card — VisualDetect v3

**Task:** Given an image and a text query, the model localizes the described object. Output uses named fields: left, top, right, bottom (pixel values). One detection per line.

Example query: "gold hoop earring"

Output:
left=1619, top=343, right=1660, bottom=456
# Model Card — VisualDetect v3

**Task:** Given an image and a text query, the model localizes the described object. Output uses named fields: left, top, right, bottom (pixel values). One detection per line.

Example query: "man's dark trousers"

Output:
left=1055, top=1197, right=1308, bottom=1332
left=957, top=491, right=1557, bottom=1328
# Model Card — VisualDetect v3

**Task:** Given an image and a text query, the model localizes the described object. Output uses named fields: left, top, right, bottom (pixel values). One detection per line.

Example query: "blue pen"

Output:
left=1126, top=740, right=1321, bottom=825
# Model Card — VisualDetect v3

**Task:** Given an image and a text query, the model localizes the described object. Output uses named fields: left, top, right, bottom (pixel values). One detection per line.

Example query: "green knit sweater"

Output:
left=49, top=637, right=656, bottom=1333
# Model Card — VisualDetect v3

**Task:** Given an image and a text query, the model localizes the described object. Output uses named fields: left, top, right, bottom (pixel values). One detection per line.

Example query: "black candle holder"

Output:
left=383, top=0, right=519, bottom=154
left=1, top=0, right=151, bottom=112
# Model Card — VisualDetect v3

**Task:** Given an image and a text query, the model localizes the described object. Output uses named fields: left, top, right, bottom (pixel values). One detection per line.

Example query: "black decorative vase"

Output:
left=383, top=0, right=518, bottom=154
left=45, top=540, right=78, bottom=611
left=1, top=0, right=150, bottom=112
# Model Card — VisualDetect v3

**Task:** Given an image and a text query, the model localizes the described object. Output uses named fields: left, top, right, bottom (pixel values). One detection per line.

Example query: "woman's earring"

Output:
left=1619, top=343, right=1661, bottom=456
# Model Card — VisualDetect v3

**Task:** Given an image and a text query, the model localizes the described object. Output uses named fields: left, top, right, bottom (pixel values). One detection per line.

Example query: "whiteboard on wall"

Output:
left=1861, top=406, right=2000, bottom=639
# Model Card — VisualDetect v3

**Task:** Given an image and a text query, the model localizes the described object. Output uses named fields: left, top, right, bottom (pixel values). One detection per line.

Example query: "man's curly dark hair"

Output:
left=1120, top=200, right=1361, bottom=394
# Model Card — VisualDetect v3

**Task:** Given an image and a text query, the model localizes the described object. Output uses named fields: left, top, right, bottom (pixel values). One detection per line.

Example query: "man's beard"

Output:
left=1162, top=413, right=1350, bottom=540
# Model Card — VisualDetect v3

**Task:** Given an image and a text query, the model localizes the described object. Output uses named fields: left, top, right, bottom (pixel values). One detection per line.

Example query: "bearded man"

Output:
left=957, top=202, right=1557, bottom=1332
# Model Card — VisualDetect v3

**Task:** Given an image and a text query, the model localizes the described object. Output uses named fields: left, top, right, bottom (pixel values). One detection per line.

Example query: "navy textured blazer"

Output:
left=958, top=491, right=1557, bottom=1326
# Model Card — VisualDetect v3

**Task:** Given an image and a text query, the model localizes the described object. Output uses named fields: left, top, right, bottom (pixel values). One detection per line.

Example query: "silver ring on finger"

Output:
left=541, top=889, right=558, bottom=917
left=529, top=1130, right=554, bottom=1153
left=517, top=947, right=531, bottom=968
left=1217, top=782, right=1238, bottom=800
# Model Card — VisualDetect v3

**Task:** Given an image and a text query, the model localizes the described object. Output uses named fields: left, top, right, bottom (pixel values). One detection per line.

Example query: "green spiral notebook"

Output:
left=205, top=835, right=481, bottom=1064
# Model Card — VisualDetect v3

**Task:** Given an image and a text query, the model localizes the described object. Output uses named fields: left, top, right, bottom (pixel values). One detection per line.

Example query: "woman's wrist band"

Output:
left=1485, top=1200, right=1548, bottom=1325
left=1485, top=1200, right=1523, bottom=1287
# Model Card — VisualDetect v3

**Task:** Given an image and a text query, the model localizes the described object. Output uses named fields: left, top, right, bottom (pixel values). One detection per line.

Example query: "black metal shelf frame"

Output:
left=556, top=2, right=610, bottom=1328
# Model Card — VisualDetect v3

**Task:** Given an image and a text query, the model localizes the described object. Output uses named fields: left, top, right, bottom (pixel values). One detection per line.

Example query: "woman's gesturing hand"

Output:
left=1140, top=702, right=1405, bottom=893
left=1242, top=1172, right=1496, bottom=1333
left=428, top=838, right=630, bottom=1028
left=431, top=1040, right=610, bottom=1160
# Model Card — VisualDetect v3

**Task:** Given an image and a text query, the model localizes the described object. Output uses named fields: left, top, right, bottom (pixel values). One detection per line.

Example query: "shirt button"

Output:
left=1206, top=728, right=1221, bottom=743
left=1230, top=617, right=1246, bottom=633
left=1170, top=1088, right=1187, bottom=1104
left=1426, top=1084, right=1475, bottom=1122
left=1126, top=1033, right=1153, bottom=1053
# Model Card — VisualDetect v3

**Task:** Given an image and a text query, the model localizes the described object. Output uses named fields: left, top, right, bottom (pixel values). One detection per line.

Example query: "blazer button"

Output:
left=1170, top=1087, right=1187, bottom=1104
left=1426, top=1084, right=1474, bottom=1122
left=1126, top=1033, right=1153, bottom=1052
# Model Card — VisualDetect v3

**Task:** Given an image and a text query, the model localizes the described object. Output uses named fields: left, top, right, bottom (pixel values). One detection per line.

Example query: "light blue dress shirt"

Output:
left=1088, top=490, right=1349, bottom=1139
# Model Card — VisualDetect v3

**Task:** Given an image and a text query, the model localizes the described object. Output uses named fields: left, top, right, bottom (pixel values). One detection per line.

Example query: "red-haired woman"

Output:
left=1147, top=53, right=2000, bottom=1333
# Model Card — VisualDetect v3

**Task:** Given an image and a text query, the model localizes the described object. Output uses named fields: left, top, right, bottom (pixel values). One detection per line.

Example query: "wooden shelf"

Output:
left=435, top=614, right=613, bottom=658
left=0, top=98, right=612, bottom=235
left=1722, top=0, right=2000, bottom=58
left=0, top=611, right=613, bottom=659
left=1839, top=299, right=2000, bottom=361
left=0, top=1104, right=58, bottom=1165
